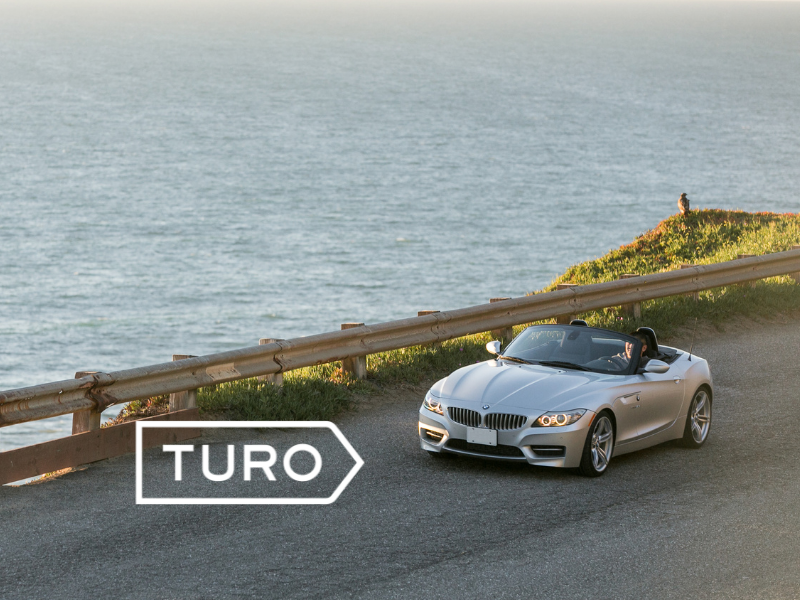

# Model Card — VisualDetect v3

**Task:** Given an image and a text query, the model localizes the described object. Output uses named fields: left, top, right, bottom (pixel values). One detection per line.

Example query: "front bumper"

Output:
left=419, top=407, right=595, bottom=469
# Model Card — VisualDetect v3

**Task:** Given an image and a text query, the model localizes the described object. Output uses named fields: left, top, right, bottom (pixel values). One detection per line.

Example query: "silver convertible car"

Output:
left=418, top=323, right=712, bottom=476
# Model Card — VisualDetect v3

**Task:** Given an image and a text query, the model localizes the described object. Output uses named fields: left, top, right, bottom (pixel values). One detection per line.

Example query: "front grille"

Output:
left=448, top=407, right=527, bottom=430
left=445, top=439, right=525, bottom=457
left=448, top=407, right=481, bottom=428
left=530, top=446, right=566, bottom=458
left=484, top=413, right=528, bottom=430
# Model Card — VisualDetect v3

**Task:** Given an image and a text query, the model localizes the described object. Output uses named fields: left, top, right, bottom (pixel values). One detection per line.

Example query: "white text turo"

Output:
left=162, top=444, right=322, bottom=482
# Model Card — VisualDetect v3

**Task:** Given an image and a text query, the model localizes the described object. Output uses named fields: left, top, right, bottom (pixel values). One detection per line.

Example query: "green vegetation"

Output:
left=546, top=209, right=800, bottom=337
left=104, top=395, right=170, bottom=427
left=198, top=364, right=360, bottom=421
left=553, top=210, right=800, bottom=284
left=118, top=210, right=799, bottom=423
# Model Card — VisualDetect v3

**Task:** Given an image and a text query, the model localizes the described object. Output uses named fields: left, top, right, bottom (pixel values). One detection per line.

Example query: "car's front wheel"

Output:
left=681, top=386, right=712, bottom=448
left=579, top=412, right=614, bottom=477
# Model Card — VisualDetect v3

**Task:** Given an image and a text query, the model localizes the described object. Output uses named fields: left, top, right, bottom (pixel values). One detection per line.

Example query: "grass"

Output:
left=550, top=209, right=800, bottom=284
left=104, top=395, right=170, bottom=426
left=117, top=209, right=799, bottom=423
left=545, top=209, right=800, bottom=338
left=198, top=364, right=361, bottom=421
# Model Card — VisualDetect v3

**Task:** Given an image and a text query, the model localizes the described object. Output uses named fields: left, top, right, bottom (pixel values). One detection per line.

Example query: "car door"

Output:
left=610, top=380, right=644, bottom=444
left=637, top=367, right=685, bottom=437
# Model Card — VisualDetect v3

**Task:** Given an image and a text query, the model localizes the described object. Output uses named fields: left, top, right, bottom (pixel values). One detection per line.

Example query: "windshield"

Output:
left=501, top=325, right=641, bottom=375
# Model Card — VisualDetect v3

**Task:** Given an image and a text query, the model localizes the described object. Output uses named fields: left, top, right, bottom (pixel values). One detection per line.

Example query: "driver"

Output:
left=610, top=333, right=649, bottom=368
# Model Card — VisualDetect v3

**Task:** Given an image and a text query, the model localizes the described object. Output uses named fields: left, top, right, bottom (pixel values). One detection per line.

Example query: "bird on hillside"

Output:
left=678, top=193, right=691, bottom=215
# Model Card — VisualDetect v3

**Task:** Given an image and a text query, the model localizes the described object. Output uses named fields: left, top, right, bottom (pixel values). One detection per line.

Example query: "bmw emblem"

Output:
left=482, top=405, right=490, bottom=410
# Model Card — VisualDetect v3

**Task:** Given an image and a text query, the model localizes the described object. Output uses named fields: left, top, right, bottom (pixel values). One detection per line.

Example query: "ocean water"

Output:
left=1, top=0, right=800, bottom=452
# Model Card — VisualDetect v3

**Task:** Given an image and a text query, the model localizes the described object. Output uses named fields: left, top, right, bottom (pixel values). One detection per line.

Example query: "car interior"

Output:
left=510, top=325, right=680, bottom=371
left=631, top=326, right=680, bottom=364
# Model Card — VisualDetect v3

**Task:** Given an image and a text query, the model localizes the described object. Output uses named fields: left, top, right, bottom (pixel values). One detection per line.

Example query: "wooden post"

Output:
left=258, top=339, right=284, bottom=386
left=555, top=284, right=578, bottom=324
left=680, top=264, right=700, bottom=301
left=489, top=298, right=514, bottom=344
left=793, top=246, right=800, bottom=283
left=737, top=254, right=757, bottom=288
left=619, top=274, right=642, bottom=318
left=169, top=355, right=198, bottom=411
left=73, top=371, right=102, bottom=434
left=341, top=323, right=367, bottom=379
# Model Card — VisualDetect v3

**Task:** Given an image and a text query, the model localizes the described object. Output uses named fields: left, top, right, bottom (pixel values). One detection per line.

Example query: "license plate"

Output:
left=467, top=427, right=498, bottom=446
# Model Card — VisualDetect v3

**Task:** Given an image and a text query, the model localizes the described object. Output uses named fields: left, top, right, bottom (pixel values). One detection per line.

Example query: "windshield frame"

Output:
left=500, top=324, right=644, bottom=376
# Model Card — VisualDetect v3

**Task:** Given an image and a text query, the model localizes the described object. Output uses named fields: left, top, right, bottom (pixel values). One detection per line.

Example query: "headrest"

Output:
left=631, top=327, right=658, bottom=356
left=569, top=319, right=588, bottom=327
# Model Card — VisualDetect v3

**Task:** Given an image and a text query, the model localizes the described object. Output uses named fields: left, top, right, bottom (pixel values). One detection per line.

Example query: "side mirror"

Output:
left=486, top=341, right=501, bottom=355
left=642, top=359, right=669, bottom=374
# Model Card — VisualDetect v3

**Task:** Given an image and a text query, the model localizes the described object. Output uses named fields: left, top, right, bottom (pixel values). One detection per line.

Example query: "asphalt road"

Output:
left=2, top=318, right=800, bottom=600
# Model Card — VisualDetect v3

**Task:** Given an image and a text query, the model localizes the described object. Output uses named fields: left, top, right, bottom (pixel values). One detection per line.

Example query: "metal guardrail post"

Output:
left=257, top=339, right=284, bottom=386
left=680, top=264, right=700, bottom=300
left=72, top=371, right=102, bottom=434
left=169, top=355, right=198, bottom=411
left=793, top=246, right=800, bottom=283
left=619, top=275, right=642, bottom=318
left=488, top=299, right=514, bottom=344
left=341, top=323, right=367, bottom=379
left=555, top=284, right=578, bottom=324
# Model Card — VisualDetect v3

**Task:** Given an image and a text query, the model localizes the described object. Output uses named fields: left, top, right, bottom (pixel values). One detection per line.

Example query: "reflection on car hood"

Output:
left=438, top=359, right=615, bottom=411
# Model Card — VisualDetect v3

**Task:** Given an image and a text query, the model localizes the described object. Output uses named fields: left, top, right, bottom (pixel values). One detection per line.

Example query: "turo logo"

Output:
left=135, top=421, right=363, bottom=505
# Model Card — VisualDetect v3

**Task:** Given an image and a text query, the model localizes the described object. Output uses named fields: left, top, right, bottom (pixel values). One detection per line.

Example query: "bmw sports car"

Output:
left=418, top=323, right=712, bottom=476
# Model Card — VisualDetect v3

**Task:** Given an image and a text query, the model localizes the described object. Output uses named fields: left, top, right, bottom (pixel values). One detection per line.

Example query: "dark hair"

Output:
left=633, top=333, right=648, bottom=347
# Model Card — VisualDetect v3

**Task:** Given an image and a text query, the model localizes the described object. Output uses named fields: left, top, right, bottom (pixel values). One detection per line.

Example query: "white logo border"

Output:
left=135, top=421, right=364, bottom=505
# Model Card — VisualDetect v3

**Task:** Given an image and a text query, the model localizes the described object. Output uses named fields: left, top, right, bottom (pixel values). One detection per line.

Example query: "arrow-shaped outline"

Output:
left=135, top=421, right=364, bottom=505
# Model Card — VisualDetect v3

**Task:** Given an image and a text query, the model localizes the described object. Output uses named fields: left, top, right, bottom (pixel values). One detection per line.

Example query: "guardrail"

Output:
left=2, top=248, right=799, bottom=483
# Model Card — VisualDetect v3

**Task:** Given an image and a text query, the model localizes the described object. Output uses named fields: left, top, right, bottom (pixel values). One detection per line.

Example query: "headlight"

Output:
left=533, top=409, right=587, bottom=427
left=423, top=392, right=444, bottom=415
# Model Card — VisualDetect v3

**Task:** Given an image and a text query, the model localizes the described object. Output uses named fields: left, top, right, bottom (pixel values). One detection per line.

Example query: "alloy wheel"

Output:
left=591, top=416, right=614, bottom=472
left=690, top=390, right=711, bottom=444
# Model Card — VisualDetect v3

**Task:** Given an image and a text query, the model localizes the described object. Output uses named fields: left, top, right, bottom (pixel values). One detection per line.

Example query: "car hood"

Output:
left=436, top=360, right=616, bottom=411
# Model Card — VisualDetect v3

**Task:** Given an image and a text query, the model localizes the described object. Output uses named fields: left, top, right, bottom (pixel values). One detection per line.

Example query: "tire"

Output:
left=578, top=412, right=615, bottom=477
left=681, top=386, right=712, bottom=448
